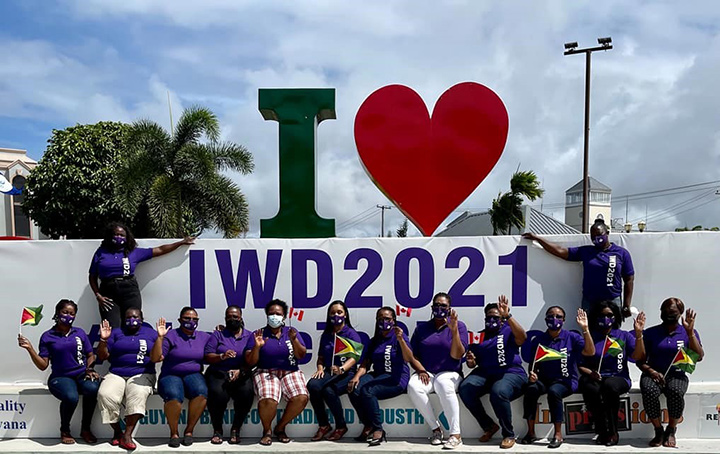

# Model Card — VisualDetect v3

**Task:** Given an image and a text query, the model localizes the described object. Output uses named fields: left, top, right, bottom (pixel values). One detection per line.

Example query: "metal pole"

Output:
left=582, top=51, right=591, bottom=233
left=377, top=205, right=392, bottom=237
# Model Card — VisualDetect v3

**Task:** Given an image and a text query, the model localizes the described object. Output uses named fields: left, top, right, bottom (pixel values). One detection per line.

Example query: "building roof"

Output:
left=0, top=148, right=36, bottom=170
left=565, top=176, right=611, bottom=194
left=436, top=205, right=580, bottom=237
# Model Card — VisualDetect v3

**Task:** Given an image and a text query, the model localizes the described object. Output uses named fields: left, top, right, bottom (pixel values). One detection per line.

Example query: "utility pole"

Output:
left=377, top=205, right=392, bottom=237
left=564, top=37, right=613, bottom=233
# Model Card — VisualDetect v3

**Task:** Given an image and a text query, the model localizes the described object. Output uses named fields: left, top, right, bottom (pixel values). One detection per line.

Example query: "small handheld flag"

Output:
left=598, top=336, right=625, bottom=373
left=533, top=344, right=566, bottom=371
left=396, top=304, right=412, bottom=317
left=334, top=335, right=364, bottom=361
left=666, top=347, right=700, bottom=376
left=21, top=305, right=43, bottom=326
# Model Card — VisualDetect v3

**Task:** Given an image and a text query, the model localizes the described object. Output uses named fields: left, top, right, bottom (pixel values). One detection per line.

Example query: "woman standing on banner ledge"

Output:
left=96, top=306, right=158, bottom=450
left=407, top=292, right=468, bottom=450
left=17, top=299, right=99, bottom=445
left=246, top=299, right=308, bottom=446
left=578, top=301, right=645, bottom=446
left=89, top=222, right=194, bottom=327
left=522, top=218, right=635, bottom=317
left=348, top=307, right=411, bottom=446
left=308, top=300, right=363, bottom=441
left=203, top=305, right=255, bottom=445
left=521, top=306, right=594, bottom=448
left=151, top=307, right=211, bottom=448
left=458, top=295, right=528, bottom=449
left=637, top=297, right=703, bottom=448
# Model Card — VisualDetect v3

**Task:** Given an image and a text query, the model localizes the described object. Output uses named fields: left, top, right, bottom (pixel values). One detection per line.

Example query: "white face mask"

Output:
left=267, top=314, right=284, bottom=328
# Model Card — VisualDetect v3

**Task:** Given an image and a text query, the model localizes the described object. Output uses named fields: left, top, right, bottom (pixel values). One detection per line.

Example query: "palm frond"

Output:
left=147, top=175, right=183, bottom=238
left=206, top=142, right=254, bottom=174
left=173, top=106, right=220, bottom=147
left=510, top=170, right=544, bottom=201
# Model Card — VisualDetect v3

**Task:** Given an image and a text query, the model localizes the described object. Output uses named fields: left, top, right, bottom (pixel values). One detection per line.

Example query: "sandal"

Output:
left=211, top=432, right=223, bottom=445
left=259, top=431, right=273, bottom=446
left=649, top=426, right=664, bottom=447
left=326, top=427, right=348, bottom=441
left=119, top=439, right=137, bottom=450
left=663, top=426, right=677, bottom=448
left=519, top=433, right=537, bottom=445
left=80, top=429, right=97, bottom=444
left=60, top=432, right=76, bottom=445
left=274, top=428, right=292, bottom=443
left=312, top=425, right=332, bottom=441
left=229, top=429, right=240, bottom=444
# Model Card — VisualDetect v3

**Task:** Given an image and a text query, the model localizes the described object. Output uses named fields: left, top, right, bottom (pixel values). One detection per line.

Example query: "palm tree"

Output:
left=488, top=170, right=544, bottom=235
left=115, top=106, right=254, bottom=238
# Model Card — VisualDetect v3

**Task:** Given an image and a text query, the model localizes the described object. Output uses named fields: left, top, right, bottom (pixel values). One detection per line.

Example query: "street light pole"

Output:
left=377, top=205, right=392, bottom=237
left=564, top=37, right=613, bottom=233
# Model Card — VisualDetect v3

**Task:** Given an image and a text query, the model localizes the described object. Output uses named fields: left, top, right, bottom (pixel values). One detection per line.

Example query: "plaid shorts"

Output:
left=253, top=369, right=308, bottom=402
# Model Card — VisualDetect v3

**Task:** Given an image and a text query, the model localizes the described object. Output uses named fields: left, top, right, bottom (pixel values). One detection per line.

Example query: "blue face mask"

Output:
left=377, top=319, right=394, bottom=331
left=180, top=319, right=198, bottom=331
left=545, top=316, right=564, bottom=330
left=58, top=313, right=75, bottom=325
left=485, top=316, right=501, bottom=330
left=597, top=316, right=614, bottom=329
left=330, top=314, right=345, bottom=326
left=432, top=304, right=449, bottom=319
left=125, top=316, right=141, bottom=328
left=113, top=235, right=126, bottom=247
left=593, top=234, right=609, bottom=249
left=267, top=314, right=284, bottom=328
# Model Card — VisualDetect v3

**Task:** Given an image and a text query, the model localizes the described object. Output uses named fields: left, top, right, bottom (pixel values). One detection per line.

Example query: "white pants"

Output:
left=407, top=371, right=463, bottom=435
left=98, top=372, right=155, bottom=424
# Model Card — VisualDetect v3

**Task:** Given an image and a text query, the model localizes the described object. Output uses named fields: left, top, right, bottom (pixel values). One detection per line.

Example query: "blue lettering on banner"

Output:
left=189, top=246, right=529, bottom=309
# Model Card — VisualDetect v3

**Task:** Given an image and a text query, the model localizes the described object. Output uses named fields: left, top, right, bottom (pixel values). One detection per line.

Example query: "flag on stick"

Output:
left=532, top=344, right=566, bottom=371
left=665, top=347, right=700, bottom=376
left=21, top=305, right=43, bottom=326
left=334, top=335, right=364, bottom=361
left=598, top=335, right=625, bottom=372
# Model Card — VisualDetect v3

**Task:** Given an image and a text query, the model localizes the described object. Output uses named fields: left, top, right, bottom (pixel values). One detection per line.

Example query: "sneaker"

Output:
left=442, top=436, right=463, bottom=450
left=429, top=429, right=444, bottom=445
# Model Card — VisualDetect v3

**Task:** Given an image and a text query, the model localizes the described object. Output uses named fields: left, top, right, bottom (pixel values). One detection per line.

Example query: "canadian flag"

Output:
left=468, top=331, right=485, bottom=344
left=289, top=308, right=304, bottom=321
left=396, top=304, right=412, bottom=317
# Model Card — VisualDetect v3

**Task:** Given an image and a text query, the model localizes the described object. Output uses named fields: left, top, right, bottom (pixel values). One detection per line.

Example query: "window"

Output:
left=590, top=192, right=611, bottom=204
left=12, top=175, right=31, bottom=238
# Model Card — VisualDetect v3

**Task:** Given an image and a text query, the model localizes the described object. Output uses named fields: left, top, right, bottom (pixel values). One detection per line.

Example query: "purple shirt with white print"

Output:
left=567, top=243, right=634, bottom=304
left=246, top=326, right=305, bottom=371
left=318, top=325, right=363, bottom=370
left=160, top=328, right=212, bottom=378
left=89, top=246, right=154, bottom=280
left=529, top=329, right=585, bottom=392
left=581, top=328, right=636, bottom=387
left=468, top=324, right=525, bottom=377
left=38, top=327, right=93, bottom=379
left=204, top=328, right=254, bottom=373
left=643, top=324, right=701, bottom=375
left=106, top=322, right=158, bottom=377
left=368, top=332, right=411, bottom=388
left=410, top=319, right=468, bottom=374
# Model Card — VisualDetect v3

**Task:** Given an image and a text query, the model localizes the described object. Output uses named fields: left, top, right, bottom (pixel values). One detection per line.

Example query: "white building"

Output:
left=564, top=177, right=612, bottom=232
left=0, top=148, right=42, bottom=238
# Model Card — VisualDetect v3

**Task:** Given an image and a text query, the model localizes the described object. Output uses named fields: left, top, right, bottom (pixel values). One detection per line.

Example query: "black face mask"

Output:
left=661, top=313, right=679, bottom=325
left=226, top=319, right=243, bottom=331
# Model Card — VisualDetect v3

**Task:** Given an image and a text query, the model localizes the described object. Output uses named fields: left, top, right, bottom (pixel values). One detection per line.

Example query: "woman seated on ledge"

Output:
left=18, top=299, right=99, bottom=445
left=637, top=297, right=703, bottom=448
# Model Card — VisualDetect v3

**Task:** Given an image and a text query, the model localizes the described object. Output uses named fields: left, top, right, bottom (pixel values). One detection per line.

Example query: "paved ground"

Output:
left=0, top=437, right=717, bottom=453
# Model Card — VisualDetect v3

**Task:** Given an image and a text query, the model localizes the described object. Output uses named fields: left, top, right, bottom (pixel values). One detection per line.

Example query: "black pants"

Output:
left=205, top=369, right=255, bottom=433
left=640, top=372, right=689, bottom=420
left=99, top=276, right=142, bottom=327
left=579, top=375, right=630, bottom=436
left=523, top=380, right=571, bottom=423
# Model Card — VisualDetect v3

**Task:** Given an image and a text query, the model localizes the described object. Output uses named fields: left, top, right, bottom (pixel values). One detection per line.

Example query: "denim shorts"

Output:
left=158, top=373, right=208, bottom=403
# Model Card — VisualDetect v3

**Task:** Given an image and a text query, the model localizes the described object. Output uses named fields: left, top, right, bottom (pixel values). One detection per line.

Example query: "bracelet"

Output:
left=635, top=335, right=643, bottom=340
left=98, top=339, right=107, bottom=343
left=583, top=330, right=590, bottom=334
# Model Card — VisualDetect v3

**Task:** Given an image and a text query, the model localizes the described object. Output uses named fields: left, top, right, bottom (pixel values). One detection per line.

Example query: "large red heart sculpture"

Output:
left=354, top=82, right=509, bottom=236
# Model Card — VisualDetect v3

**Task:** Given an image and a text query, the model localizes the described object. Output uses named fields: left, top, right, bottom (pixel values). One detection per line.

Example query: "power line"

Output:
left=336, top=206, right=377, bottom=229
left=648, top=197, right=720, bottom=226
left=337, top=211, right=379, bottom=232
left=628, top=189, right=715, bottom=224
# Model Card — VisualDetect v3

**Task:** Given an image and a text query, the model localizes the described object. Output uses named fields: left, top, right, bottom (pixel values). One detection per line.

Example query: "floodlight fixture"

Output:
left=597, top=37, right=612, bottom=46
left=564, top=42, right=578, bottom=50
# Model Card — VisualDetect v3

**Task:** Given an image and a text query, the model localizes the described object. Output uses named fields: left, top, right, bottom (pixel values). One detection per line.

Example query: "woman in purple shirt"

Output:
left=347, top=307, right=411, bottom=446
left=245, top=299, right=308, bottom=446
left=459, top=295, right=528, bottom=449
left=521, top=306, right=594, bottom=448
left=17, top=299, right=100, bottom=445
left=150, top=307, right=212, bottom=448
left=637, top=298, right=703, bottom=448
left=203, top=305, right=255, bottom=445
left=523, top=219, right=635, bottom=317
left=97, top=306, right=159, bottom=450
left=579, top=301, right=645, bottom=446
left=308, top=300, right=362, bottom=442
left=408, top=292, right=468, bottom=449
left=89, top=222, right=194, bottom=327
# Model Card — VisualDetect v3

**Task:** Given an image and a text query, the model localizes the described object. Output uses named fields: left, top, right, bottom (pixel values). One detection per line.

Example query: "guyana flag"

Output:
left=334, top=335, right=364, bottom=360
left=670, top=347, right=700, bottom=374
left=534, top=344, right=567, bottom=364
left=21, top=305, right=43, bottom=326
left=601, top=336, right=625, bottom=357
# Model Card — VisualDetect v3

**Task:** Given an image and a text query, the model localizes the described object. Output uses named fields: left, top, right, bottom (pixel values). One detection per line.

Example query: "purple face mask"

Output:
left=545, top=317, right=564, bottom=330
left=113, top=235, right=126, bottom=247
left=485, top=316, right=501, bottom=330
left=58, top=313, right=75, bottom=325
left=432, top=305, right=449, bottom=319
left=377, top=319, right=394, bottom=331
left=125, top=316, right=141, bottom=328
left=181, top=319, right=198, bottom=331
left=593, top=234, right=609, bottom=249
left=330, top=314, right=345, bottom=326
left=597, top=316, right=614, bottom=329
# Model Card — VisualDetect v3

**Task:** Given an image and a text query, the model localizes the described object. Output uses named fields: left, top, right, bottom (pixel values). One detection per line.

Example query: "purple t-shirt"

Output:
left=567, top=243, right=634, bottom=303
left=38, top=327, right=93, bottom=379
left=468, top=324, right=525, bottom=377
left=246, top=326, right=306, bottom=371
left=89, top=246, right=154, bottom=279
left=204, top=328, right=254, bottom=373
left=318, top=325, right=363, bottom=371
left=411, top=320, right=468, bottom=374
left=530, top=330, right=585, bottom=392
left=106, top=322, right=158, bottom=377
left=643, top=324, right=702, bottom=375
left=368, top=332, right=411, bottom=388
left=581, top=329, right=636, bottom=387
left=160, top=328, right=212, bottom=378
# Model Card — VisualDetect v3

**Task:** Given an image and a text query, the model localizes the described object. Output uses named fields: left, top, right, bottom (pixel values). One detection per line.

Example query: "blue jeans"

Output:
left=459, top=372, right=527, bottom=438
left=348, top=373, right=404, bottom=431
left=47, top=374, right=100, bottom=433
left=307, top=371, right=352, bottom=428
left=523, top=380, right=571, bottom=423
left=158, top=373, right=208, bottom=403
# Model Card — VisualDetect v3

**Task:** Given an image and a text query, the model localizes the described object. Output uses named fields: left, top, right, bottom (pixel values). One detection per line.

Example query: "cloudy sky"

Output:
left=1, top=1, right=719, bottom=237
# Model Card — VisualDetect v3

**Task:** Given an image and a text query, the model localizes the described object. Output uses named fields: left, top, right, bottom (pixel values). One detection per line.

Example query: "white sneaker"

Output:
left=443, top=436, right=463, bottom=450
left=429, top=430, right=444, bottom=445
